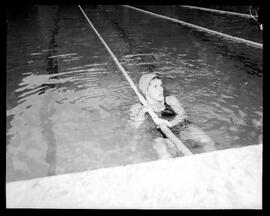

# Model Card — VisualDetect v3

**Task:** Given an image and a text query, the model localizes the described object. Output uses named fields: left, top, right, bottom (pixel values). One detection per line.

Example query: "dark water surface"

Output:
left=6, top=5, right=262, bottom=182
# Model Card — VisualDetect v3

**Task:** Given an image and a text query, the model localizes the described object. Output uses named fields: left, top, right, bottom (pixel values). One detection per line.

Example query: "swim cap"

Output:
left=138, top=73, right=159, bottom=96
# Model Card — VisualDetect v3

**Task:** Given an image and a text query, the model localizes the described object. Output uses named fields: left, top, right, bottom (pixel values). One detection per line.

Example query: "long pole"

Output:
left=78, top=5, right=193, bottom=156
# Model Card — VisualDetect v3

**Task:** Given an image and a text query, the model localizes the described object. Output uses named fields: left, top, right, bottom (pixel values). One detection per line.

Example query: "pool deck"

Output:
left=6, top=144, right=262, bottom=209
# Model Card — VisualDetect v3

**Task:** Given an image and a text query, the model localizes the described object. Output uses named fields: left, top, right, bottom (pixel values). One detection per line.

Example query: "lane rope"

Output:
left=78, top=5, right=193, bottom=156
left=122, top=5, right=263, bottom=49
left=180, top=5, right=251, bottom=18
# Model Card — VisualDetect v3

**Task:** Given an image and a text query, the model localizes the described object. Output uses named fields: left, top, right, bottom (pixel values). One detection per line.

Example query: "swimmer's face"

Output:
left=146, top=78, right=164, bottom=101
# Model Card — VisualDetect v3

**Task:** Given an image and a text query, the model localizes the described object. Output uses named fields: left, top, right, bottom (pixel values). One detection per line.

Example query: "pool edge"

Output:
left=6, top=144, right=262, bottom=209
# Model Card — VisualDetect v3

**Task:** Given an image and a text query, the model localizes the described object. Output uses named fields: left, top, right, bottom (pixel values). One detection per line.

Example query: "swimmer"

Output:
left=130, top=73, right=215, bottom=158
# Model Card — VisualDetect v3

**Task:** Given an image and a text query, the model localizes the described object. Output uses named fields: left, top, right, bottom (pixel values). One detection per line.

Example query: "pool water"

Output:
left=6, top=5, right=262, bottom=182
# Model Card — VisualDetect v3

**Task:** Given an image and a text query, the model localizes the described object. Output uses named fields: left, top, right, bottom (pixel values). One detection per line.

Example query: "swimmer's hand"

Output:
left=136, top=104, right=152, bottom=119
left=130, top=104, right=154, bottom=126
left=141, top=105, right=173, bottom=128
left=155, top=118, right=173, bottom=128
left=141, top=103, right=165, bottom=114
left=140, top=104, right=152, bottom=113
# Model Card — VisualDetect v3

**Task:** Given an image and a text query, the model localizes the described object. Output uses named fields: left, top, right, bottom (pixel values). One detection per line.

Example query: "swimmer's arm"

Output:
left=129, top=103, right=148, bottom=128
left=165, top=95, right=187, bottom=127
left=130, top=103, right=173, bottom=128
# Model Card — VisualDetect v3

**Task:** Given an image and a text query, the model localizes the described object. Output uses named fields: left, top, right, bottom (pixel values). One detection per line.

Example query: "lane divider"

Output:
left=180, top=5, right=251, bottom=18
left=78, top=5, right=193, bottom=156
left=122, top=5, right=262, bottom=49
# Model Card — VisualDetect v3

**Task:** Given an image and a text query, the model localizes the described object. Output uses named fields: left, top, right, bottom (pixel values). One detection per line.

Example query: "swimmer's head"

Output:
left=139, top=73, right=164, bottom=102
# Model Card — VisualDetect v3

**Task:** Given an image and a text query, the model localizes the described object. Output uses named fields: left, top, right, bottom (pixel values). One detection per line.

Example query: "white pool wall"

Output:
left=6, top=144, right=262, bottom=209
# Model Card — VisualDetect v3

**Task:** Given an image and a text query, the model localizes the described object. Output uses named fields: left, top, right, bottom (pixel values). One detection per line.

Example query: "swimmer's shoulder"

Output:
left=130, top=103, right=143, bottom=116
left=165, top=95, right=186, bottom=114
left=165, top=95, right=180, bottom=105
left=130, top=103, right=143, bottom=110
left=129, top=103, right=145, bottom=127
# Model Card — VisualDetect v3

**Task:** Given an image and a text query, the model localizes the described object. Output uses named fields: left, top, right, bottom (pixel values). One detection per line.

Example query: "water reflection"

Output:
left=6, top=62, right=158, bottom=182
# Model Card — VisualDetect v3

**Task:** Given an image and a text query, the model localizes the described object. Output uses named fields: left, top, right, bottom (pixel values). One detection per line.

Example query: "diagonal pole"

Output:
left=78, top=5, right=193, bottom=156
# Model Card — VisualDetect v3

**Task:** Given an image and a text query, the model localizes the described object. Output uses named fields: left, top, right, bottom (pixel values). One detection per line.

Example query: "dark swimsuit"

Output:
left=143, top=97, right=192, bottom=138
